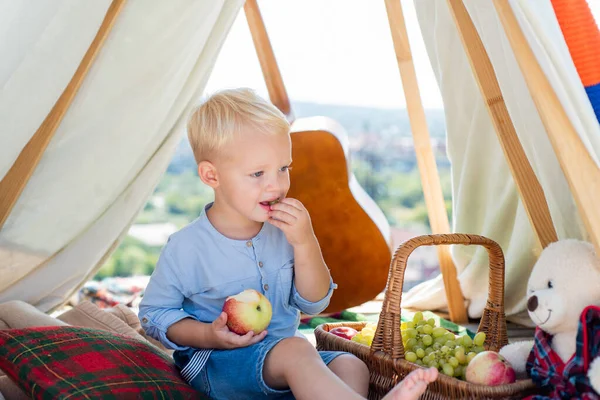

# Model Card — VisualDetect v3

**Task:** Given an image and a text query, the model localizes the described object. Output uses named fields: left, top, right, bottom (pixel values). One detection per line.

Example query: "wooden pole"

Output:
left=493, top=0, right=600, bottom=254
left=244, top=0, right=293, bottom=120
left=0, top=0, right=127, bottom=230
left=446, top=0, right=557, bottom=248
left=384, top=0, right=467, bottom=323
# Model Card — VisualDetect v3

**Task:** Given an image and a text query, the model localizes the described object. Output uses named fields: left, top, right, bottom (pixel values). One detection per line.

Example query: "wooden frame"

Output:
left=446, top=0, right=558, bottom=248
left=494, top=0, right=600, bottom=255
left=244, top=0, right=293, bottom=120
left=384, top=0, right=467, bottom=323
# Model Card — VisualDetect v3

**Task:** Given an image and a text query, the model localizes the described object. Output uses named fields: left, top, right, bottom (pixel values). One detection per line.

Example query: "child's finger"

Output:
left=249, top=330, right=267, bottom=345
left=271, top=201, right=301, bottom=216
left=266, top=217, right=285, bottom=229
left=268, top=210, right=296, bottom=224
left=240, top=330, right=254, bottom=341
left=279, top=198, right=304, bottom=211
left=230, top=331, right=254, bottom=347
left=212, top=312, right=227, bottom=328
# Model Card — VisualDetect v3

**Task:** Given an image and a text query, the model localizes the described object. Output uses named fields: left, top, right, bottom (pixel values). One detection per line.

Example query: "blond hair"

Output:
left=187, top=88, right=290, bottom=163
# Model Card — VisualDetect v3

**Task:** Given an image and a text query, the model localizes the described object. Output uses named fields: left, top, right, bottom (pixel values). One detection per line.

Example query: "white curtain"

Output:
left=404, top=0, right=600, bottom=324
left=0, top=0, right=244, bottom=312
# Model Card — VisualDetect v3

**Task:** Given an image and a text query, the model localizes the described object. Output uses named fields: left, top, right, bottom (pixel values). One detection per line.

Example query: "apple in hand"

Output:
left=465, top=351, right=516, bottom=386
left=222, top=289, right=272, bottom=335
left=330, top=327, right=359, bottom=340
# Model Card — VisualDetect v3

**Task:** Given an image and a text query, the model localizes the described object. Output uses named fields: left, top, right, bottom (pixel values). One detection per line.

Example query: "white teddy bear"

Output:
left=499, top=239, right=600, bottom=398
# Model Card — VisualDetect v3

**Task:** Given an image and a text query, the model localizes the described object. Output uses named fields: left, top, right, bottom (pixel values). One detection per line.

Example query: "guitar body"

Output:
left=288, top=116, right=393, bottom=313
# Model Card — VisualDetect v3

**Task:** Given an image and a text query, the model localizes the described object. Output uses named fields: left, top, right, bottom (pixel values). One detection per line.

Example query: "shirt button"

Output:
left=246, top=241, right=252, bottom=247
left=258, top=262, right=263, bottom=267
left=142, top=318, right=148, bottom=323
left=264, top=284, right=269, bottom=291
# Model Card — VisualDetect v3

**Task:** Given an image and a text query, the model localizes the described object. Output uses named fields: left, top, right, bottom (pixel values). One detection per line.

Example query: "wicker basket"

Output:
left=315, top=234, right=537, bottom=399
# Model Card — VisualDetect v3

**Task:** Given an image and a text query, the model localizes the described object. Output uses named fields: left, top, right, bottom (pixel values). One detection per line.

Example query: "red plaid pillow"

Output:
left=0, top=326, right=201, bottom=399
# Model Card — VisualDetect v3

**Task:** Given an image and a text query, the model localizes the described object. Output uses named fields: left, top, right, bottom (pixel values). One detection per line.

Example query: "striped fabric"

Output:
left=551, top=0, right=600, bottom=123
left=180, top=349, right=212, bottom=383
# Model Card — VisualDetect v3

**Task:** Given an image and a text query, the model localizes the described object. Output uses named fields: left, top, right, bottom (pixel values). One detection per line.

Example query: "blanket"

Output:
left=299, top=310, right=475, bottom=338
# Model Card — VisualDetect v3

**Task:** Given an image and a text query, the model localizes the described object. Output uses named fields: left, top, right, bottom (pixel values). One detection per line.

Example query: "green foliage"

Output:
left=95, top=236, right=161, bottom=279
left=352, top=160, right=452, bottom=229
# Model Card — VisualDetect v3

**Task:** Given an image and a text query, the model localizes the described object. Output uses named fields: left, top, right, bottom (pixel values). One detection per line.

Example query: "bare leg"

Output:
left=327, top=354, right=370, bottom=397
left=263, top=337, right=436, bottom=400
left=263, top=337, right=365, bottom=400
left=382, top=367, right=439, bottom=400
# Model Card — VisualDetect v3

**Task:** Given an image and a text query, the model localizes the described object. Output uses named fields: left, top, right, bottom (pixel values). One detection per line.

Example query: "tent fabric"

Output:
left=0, top=0, right=244, bottom=312
left=403, top=0, right=600, bottom=324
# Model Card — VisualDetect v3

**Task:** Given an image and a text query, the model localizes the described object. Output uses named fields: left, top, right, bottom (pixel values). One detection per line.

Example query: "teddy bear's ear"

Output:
left=547, top=239, right=600, bottom=272
left=591, top=246, right=600, bottom=273
left=579, top=240, right=600, bottom=272
left=574, top=240, right=600, bottom=272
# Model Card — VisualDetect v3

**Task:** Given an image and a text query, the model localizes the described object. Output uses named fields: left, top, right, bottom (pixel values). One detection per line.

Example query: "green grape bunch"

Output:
left=401, top=311, right=487, bottom=380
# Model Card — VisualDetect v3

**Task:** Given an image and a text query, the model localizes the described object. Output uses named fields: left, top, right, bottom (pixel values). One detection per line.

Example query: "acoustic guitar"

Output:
left=244, top=0, right=392, bottom=312
left=288, top=117, right=392, bottom=312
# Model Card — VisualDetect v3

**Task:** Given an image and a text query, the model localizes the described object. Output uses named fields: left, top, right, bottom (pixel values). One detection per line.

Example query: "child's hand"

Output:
left=267, top=198, right=315, bottom=247
left=210, top=312, right=267, bottom=349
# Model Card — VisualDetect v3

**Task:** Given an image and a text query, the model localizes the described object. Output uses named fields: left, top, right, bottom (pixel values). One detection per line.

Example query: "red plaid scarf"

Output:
left=525, top=305, right=600, bottom=399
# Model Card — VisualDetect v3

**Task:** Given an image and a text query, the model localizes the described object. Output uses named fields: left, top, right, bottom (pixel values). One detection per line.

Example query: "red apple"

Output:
left=465, top=351, right=516, bottom=386
left=330, top=327, right=359, bottom=340
left=222, top=289, right=272, bottom=335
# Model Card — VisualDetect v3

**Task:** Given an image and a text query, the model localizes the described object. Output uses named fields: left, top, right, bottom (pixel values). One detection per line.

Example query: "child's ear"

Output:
left=198, top=161, right=219, bottom=188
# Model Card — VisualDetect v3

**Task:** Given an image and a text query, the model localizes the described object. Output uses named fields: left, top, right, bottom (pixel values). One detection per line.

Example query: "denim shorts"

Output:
left=174, top=336, right=347, bottom=399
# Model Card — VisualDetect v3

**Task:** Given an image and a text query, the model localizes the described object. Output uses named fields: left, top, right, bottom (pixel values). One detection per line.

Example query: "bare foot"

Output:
left=382, top=367, right=438, bottom=400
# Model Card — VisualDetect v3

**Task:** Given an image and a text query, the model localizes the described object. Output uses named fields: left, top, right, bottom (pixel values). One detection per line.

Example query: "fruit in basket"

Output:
left=330, top=327, right=358, bottom=340
left=347, top=322, right=377, bottom=346
left=465, top=351, right=516, bottom=385
left=222, top=289, right=272, bottom=335
left=348, top=312, right=495, bottom=382
left=473, top=331, right=486, bottom=347
left=351, top=332, right=374, bottom=346
left=400, top=312, right=491, bottom=380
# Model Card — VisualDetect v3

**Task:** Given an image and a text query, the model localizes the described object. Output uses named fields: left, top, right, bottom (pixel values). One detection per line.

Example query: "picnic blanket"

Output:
left=299, top=310, right=476, bottom=338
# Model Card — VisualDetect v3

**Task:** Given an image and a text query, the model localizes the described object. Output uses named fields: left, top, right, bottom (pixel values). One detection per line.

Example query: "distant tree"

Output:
left=94, top=237, right=161, bottom=280
left=165, top=192, right=188, bottom=215
left=121, top=246, right=147, bottom=276
left=95, top=257, right=116, bottom=280
left=352, top=159, right=388, bottom=202
left=408, top=203, right=430, bottom=229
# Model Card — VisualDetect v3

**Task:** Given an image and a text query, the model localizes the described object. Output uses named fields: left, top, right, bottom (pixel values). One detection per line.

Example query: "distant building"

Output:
left=128, top=223, right=178, bottom=246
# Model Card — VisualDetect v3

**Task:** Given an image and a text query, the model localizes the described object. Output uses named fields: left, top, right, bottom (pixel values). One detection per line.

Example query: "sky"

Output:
left=204, top=0, right=600, bottom=110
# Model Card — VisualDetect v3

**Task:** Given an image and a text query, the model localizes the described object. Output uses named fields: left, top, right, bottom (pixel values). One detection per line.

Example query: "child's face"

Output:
left=215, top=126, right=292, bottom=224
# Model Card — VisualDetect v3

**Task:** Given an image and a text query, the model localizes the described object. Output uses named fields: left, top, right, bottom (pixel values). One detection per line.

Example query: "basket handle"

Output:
left=370, top=234, right=508, bottom=361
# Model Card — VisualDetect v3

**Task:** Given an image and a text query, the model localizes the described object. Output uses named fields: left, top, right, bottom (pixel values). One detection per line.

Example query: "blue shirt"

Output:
left=139, top=203, right=336, bottom=380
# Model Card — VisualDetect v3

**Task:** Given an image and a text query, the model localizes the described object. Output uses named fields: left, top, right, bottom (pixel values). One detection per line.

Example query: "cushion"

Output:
left=0, top=326, right=200, bottom=399
left=0, top=301, right=69, bottom=330
left=57, top=302, right=172, bottom=355
left=57, top=301, right=144, bottom=341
